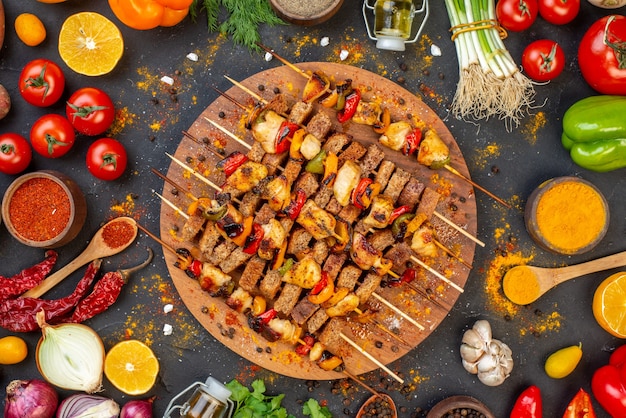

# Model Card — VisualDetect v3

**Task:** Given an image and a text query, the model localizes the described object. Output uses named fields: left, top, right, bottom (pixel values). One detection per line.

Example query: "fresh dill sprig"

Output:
left=191, top=0, right=285, bottom=51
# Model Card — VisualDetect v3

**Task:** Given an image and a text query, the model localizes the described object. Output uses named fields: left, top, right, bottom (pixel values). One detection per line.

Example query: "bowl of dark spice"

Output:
left=426, top=395, right=495, bottom=418
left=269, top=0, right=344, bottom=26
left=2, top=170, right=87, bottom=248
left=356, top=393, right=397, bottom=418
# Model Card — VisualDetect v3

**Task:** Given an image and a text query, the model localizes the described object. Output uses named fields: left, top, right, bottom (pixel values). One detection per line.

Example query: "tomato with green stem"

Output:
left=30, top=114, right=75, bottom=158
left=0, top=133, right=32, bottom=175
left=496, top=0, right=538, bottom=32
left=19, top=59, right=65, bottom=107
left=66, top=87, right=116, bottom=136
left=86, top=138, right=127, bottom=180
left=538, top=0, right=579, bottom=25
left=522, top=40, right=565, bottom=82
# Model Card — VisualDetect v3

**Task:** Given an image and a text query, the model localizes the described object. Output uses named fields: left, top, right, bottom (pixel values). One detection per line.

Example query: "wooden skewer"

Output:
left=224, top=75, right=267, bottom=103
left=137, top=222, right=390, bottom=392
left=339, top=332, right=404, bottom=384
left=204, top=117, right=252, bottom=150
left=165, top=152, right=225, bottom=192
left=410, top=255, right=463, bottom=293
left=182, top=130, right=226, bottom=158
left=404, top=281, right=451, bottom=311
left=444, top=164, right=512, bottom=209
left=370, top=293, right=424, bottom=330
left=432, top=211, right=485, bottom=247
left=256, top=43, right=511, bottom=210
left=433, top=240, right=472, bottom=269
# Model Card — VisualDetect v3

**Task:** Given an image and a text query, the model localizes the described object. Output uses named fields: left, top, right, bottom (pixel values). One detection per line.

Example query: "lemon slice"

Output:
left=104, top=340, right=159, bottom=395
left=58, top=12, right=124, bottom=76
left=593, top=272, right=626, bottom=338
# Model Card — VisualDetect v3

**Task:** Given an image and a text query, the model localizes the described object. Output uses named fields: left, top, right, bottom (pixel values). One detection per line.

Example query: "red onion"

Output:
left=120, top=397, right=154, bottom=418
left=4, top=379, right=59, bottom=418
left=56, top=394, right=119, bottom=418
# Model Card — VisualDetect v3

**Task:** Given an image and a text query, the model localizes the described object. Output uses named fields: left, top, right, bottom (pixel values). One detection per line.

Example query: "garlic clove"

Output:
left=461, top=329, right=486, bottom=349
left=462, top=358, right=479, bottom=374
left=460, top=343, right=484, bottom=363
left=472, top=320, right=492, bottom=343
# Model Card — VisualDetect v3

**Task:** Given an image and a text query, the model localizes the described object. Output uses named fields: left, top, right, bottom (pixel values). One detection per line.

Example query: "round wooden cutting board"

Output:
left=159, top=62, right=477, bottom=380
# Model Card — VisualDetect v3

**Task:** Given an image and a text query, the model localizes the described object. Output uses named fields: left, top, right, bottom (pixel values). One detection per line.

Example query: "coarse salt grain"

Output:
left=163, top=304, right=174, bottom=314
left=186, top=52, right=199, bottom=62
left=430, top=44, right=442, bottom=57
left=163, top=324, right=173, bottom=335
left=264, top=52, right=273, bottom=62
left=320, top=37, right=330, bottom=47
left=161, top=75, right=174, bottom=85
left=339, top=49, right=349, bottom=61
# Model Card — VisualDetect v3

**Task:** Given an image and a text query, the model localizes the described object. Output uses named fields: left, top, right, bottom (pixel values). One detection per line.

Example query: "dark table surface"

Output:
left=1, top=0, right=625, bottom=417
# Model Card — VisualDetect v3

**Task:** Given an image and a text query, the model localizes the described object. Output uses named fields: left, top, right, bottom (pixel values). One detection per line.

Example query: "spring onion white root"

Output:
left=444, top=0, right=536, bottom=128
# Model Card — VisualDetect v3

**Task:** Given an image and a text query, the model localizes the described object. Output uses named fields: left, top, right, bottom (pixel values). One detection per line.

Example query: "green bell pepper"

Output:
left=562, top=95, right=626, bottom=172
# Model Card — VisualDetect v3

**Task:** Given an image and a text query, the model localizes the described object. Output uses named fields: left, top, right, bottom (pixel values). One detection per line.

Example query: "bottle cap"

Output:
left=376, top=36, right=406, bottom=51
left=204, top=377, right=232, bottom=403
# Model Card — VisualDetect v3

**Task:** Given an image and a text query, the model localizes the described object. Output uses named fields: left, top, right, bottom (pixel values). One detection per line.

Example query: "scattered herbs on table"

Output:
left=191, top=0, right=285, bottom=51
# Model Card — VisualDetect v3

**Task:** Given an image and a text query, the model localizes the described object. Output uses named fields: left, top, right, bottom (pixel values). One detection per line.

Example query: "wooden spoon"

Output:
left=502, top=250, right=626, bottom=305
left=21, top=217, right=138, bottom=299
left=356, top=393, right=397, bottom=418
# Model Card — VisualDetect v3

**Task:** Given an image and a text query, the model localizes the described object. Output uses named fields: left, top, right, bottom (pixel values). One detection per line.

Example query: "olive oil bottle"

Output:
left=374, top=0, right=415, bottom=39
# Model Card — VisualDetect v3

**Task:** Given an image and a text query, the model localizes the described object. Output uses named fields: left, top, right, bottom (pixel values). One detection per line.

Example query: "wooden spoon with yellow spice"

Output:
left=503, top=250, right=626, bottom=305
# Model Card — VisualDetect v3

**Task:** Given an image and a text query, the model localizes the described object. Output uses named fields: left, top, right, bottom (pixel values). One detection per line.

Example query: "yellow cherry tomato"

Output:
left=15, top=13, right=46, bottom=46
left=545, top=343, right=583, bottom=379
left=0, top=335, right=28, bottom=364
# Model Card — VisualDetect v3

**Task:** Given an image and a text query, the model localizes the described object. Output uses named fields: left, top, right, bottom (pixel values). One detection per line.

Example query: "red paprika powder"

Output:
left=102, top=218, right=135, bottom=248
left=8, top=178, right=71, bottom=242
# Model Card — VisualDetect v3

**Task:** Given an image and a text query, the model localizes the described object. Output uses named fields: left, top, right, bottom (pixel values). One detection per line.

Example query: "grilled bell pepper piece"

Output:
left=562, top=95, right=626, bottom=172
left=275, top=121, right=300, bottom=154
left=281, top=188, right=307, bottom=221
left=243, top=223, right=264, bottom=254
left=305, top=150, right=327, bottom=174
left=403, top=127, right=423, bottom=156
left=389, top=205, right=412, bottom=224
left=334, top=79, right=353, bottom=111
left=289, top=128, right=307, bottom=160
left=308, top=272, right=335, bottom=304
left=388, top=267, right=416, bottom=287
left=351, top=177, right=381, bottom=209
left=373, top=107, right=391, bottom=134
left=337, top=89, right=361, bottom=123
left=322, top=152, right=338, bottom=187
left=217, top=151, right=249, bottom=177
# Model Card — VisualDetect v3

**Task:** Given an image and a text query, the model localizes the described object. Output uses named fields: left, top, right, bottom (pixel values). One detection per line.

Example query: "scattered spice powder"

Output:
left=9, top=178, right=71, bottom=242
left=520, top=111, right=547, bottom=144
left=102, top=219, right=136, bottom=248
left=108, top=106, right=136, bottom=137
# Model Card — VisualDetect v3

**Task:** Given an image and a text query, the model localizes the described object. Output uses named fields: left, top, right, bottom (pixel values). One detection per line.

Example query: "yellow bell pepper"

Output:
left=108, top=0, right=192, bottom=30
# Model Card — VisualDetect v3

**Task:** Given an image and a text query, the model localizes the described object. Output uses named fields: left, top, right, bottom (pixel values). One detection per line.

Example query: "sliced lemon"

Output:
left=58, top=12, right=124, bottom=76
left=593, top=272, right=626, bottom=338
left=104, top=340, right=159, bottom=395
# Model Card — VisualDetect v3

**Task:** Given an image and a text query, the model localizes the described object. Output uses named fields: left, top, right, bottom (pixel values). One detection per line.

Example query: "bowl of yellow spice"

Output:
left=525, top=176, right=609, bottom=255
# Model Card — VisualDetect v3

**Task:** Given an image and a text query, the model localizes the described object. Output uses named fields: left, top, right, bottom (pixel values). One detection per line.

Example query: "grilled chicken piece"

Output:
left=300, top=134, right=322, bottom=160
left=251, top=109, right=285, bottom=153
left=262, top=175, right=291, bottom=211
left=362, top=194, right=395, bottom=229
left=411, top=223, right=439, bottom=258
left=418, top=129, right=451, bottom=169
left=258, top=218, right=287, bottom=260
left=350, top=232, right=393, bottom=276
left=333, top=160, right=361, bottom=206
left=379, top=121, right=412, bottom=151
left=326, top=293, right=360, bottom=317
left=198, top=263, right=233, bottom=297
left=226, top=287, right=253, bottom=313
left=352, top=100, right=382, bottom=126
left=282, top=256, right=322, bottom=289
left=296, top=199, right=337, bottom=240
left=222, top=161, right=269, bottom=196
left=267, top=318, right=302, bottom=344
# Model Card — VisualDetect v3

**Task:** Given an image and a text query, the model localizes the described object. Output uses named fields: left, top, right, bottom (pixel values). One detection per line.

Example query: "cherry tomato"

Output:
left=18, top=59, right=65, bottom=107
left=0, top=133, right=32, bottom=175
left=522, top=39, right=565, bottom=82
left=66, top=87, right=116, bottom=136
left=579, top=15, right=626, bottom=95
left=496, top=0, right=539, bottom=32
left=30, top=114, right=75, bottom=158
left=538, top=0, right=579, bottom=25
left=86, top=138, right=128, bottom=181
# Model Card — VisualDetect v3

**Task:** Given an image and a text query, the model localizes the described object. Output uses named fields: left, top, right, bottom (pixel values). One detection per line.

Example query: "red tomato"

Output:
left=66, top=87, right=116, bottom=136
left=18, top=59, right=66, bottom=107
left=538, top=0, right=579, bottom=25
left=522, top=39, right=565, bottom=82
left=86, top=138, right=127, bottom=181
left=496, top=0, right=539, bottom=32
left=0, top=133, right=32, bottom=175
left=30, top=114, right=75, bottom=158
left=579, top=15, right=626, bottom=95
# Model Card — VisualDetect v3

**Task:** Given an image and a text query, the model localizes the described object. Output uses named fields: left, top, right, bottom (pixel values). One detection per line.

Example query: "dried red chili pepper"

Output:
left=0, top=260, right=101, bottom=332
left=69, top=248, right=153, bottom=323
left=0, top=250, right=58, bottom=302
left=217, top=151, right=248, bottom=177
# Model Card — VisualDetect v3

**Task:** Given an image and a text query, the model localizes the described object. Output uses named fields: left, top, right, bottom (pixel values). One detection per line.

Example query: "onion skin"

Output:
left=4, top=379, right=59, bottom=418
left=120, top=398, right=154, bottom=418
left=56, top=394, right=120, bottom=418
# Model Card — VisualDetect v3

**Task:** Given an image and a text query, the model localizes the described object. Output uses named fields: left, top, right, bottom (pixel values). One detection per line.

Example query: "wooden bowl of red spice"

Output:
left=2, top=170, right=87, bottom=248
left=525, top=176, right=609, bottom=255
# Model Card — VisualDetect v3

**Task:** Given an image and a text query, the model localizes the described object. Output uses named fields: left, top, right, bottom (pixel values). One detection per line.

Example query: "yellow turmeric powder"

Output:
left=533, top=179, right=607, bottom=254
left=502, top=265, right=540, bottom=305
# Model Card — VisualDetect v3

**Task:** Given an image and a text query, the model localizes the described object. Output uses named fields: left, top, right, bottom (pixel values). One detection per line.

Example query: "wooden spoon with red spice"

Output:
left=21, top=217, right=138, bottom=299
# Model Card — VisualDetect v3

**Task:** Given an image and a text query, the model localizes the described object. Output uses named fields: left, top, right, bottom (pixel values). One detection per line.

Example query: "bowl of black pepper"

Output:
left=356, top=393, right=397, bottom=418
left=426, top=396, right=495, bottom=418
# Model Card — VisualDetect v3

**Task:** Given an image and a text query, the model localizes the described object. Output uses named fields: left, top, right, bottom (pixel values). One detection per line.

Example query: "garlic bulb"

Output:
left=460, top=320, right=513, bottom=386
